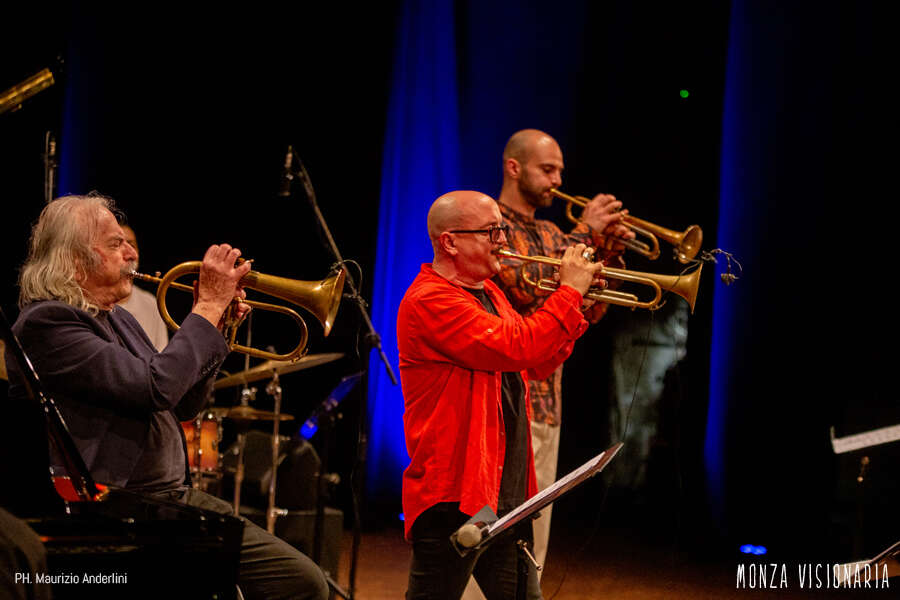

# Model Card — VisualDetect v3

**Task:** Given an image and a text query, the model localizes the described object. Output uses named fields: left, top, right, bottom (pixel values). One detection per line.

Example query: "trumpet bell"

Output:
left=658, top=262, right=702, bottom=313
left=242, top=268, right=345, bottom=337
left=676, top=224, right=703, bottom=264
left=591, top=262, right=703, bottom=313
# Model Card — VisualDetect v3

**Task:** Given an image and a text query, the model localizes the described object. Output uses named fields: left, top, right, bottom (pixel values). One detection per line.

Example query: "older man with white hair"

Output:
left=5, top=193, right=328, bottom=600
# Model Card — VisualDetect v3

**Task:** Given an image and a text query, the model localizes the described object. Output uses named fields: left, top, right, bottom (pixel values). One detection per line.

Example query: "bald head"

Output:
left=427, top=190, right=497, bottom=247
left=502, top=129, right=559, bottom=165
left=426, top=190, right=505, bottom=286
left=499, top=129, right=564, bottom=212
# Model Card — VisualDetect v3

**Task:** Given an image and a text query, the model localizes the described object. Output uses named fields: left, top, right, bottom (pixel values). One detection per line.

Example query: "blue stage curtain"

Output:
left=366, top=0, right=462, bottom=505
left=705, top=0, right=752, bottom=530
left=365, top=0, right=588, bottom=510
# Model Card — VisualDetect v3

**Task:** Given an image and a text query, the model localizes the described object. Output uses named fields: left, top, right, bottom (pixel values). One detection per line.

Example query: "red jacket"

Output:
left=397, top=264, right=589, bottom=538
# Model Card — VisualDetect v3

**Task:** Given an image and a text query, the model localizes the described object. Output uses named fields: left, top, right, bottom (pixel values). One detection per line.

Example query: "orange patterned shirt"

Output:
left=493, top=202, right=625, bottom=425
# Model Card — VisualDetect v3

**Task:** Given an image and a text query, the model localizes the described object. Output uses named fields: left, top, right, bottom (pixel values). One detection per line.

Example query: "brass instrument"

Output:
left=132, top=262, right=345, bottom=362
left=1, top=68, right=55, bottom=115
left=496, top=249, right=701, bottom=313
left=549, top=188, right=703, bottom=263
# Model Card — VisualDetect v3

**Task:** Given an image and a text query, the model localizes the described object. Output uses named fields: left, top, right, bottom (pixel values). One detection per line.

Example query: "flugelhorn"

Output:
left=549, top=189, right=703, bottom=263
left=132, top=261, right=345, bottom=362
left=496, top=249, right=701, bottom=312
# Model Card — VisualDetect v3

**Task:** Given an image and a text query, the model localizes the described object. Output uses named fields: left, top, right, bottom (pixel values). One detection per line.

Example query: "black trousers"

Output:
left=176, top=488, right=329, bottom=600
left=406, top=503, right=542, bottom=600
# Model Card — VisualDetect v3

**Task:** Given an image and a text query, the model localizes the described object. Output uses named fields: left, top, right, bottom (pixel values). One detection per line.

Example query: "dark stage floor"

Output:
left=335, top=520, right=896, bottom=599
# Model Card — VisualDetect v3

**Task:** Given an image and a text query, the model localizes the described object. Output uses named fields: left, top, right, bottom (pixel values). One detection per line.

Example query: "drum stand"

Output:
left=265, top=371, right=287, bottom=533
left=227, top=372, right=291, bottom=532
left=233, top=318, right=255, bottom=517
left=232, top=431, right=245, bottom=517
left=231, top=385, right=256, bottom=517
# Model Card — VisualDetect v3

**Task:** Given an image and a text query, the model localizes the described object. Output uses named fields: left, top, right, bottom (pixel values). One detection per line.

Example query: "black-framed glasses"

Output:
left=448, top=224, right=510, bottom=243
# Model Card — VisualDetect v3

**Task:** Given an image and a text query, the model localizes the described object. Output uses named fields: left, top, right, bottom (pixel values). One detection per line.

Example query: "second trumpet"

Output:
left=549, top=188, right=703, bottom=264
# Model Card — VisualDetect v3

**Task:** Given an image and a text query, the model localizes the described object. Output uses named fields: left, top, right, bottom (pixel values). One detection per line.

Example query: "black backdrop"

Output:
left=3, top=2, right=897, bottom=565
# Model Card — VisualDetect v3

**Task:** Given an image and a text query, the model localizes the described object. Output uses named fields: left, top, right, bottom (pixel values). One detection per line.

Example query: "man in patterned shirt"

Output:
left=493, top=129, right=634, bottom=571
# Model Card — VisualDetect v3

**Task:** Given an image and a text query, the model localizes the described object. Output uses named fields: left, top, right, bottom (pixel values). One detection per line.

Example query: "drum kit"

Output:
left=129, top=257, right=349, bottom=532
left=181, top=351, right=344, bottom=532
left=7, top=327, right=341, bottom=534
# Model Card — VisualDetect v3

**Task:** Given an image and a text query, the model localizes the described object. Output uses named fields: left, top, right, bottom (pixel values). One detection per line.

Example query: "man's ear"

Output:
left=73, top=259, right=86, bottom=284
left=438, top=231, right=458, bottom=256
left=504, top=158, right=521, bottom=180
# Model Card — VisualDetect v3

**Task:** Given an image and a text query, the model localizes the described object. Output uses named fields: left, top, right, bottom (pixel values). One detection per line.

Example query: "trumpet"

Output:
left=496, top=248, right=702, bottom=313
left=132, top=261, right=345, bottom=362
left=549, top=189, right=703, bottom=263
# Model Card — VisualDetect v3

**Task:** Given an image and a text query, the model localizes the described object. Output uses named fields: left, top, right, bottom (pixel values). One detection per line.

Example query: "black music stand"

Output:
left=830, top=424, right=900, bottom=557
left=836, top=539, right=900, bottom=585
left=450, top=443, right=623, bottom=600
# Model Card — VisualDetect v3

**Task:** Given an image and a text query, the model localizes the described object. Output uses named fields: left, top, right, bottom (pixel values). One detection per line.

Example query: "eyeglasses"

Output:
left=448, top=224, right=510, bottom=243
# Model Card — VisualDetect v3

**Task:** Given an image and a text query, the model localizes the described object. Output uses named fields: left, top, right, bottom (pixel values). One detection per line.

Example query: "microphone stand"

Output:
left=43, top=131, right=57, bottom=204
left=288, top=156, right=397, bottom=387
left=283, top=150, right=398, bottom=600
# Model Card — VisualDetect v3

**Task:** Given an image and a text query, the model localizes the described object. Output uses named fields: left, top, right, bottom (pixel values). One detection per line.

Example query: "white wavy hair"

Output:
left=19, top=193, right=122, bottom=315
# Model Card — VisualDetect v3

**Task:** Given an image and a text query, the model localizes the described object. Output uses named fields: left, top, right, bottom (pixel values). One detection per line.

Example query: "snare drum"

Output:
left=181, top=410, right=223, bottom=474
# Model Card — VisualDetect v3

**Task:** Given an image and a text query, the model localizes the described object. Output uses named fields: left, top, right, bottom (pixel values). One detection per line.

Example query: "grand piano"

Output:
left=1, top=310, right=242, bottom=599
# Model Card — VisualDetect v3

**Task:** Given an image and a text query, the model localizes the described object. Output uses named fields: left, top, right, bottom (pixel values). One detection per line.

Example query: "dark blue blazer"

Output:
left=6, top=301, right=229, bottom=487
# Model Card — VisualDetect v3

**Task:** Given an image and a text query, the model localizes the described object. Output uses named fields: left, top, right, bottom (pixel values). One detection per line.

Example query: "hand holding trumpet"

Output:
left=191, top=244, right=253, bottom=330
left=557, top=243, right=606, bottom=297
left=579, top=194, right=636, bottom=253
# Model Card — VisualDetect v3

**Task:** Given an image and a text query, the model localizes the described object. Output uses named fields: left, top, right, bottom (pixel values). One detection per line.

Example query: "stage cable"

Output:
left=612, top=250, right=740, bottom=580
left=547, top=287, right=656, bottom=600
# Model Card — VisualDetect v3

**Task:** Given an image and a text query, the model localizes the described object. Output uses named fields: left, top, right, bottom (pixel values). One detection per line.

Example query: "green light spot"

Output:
left=679, top=89, right=690, bottom=99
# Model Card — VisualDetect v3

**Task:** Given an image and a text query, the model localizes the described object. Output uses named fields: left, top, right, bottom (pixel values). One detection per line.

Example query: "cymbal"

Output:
left=206, top=407, right=233, bottom=419
left=213, top=352, right=344, bottom=390
left=217, top=405, right=295, bottom=423
left=0, top=340, right=6, bottom=381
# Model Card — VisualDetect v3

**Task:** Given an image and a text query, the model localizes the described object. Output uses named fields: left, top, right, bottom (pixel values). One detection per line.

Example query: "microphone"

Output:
left=278, top=145, right=294, bottom=197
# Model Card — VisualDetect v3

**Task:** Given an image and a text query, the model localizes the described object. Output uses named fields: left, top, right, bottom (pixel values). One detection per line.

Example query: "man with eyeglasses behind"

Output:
left=398, top=190, right=603, bottom=599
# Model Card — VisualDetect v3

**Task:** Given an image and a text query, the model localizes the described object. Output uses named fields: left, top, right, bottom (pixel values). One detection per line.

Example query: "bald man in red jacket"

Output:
left=398, top=190, right=603, bottom=600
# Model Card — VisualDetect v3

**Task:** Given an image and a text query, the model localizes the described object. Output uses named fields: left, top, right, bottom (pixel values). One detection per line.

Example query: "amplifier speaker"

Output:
left=239, top=505, right=343, bottom=579
left=222, top=430, right=321, bottom=510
